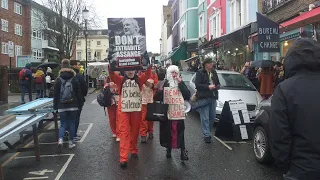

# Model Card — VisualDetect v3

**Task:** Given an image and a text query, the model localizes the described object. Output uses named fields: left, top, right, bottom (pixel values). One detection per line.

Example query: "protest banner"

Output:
left=108, top=18, right=147, bottom=71
left=163, top=87, right=185, bottom=120
left=121, top=80, right=142, bottom=112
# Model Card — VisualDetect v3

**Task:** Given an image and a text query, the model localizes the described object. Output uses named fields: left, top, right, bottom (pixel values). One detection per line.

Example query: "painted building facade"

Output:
left=207, top=0, right=227, bottom=40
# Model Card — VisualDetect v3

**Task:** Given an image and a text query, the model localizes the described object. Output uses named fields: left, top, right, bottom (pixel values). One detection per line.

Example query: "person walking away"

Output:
left=154, top=65, right=190, bottom=160
left=71, top=64, right=88, bottom=141
left=258, top=67, right=275, bottom=99
left=270, top=38, right=320, bottom=180
left=109, top=66, right=152, bottom=168
left=34, top=68, right=46, bottom=99
left=195, top=58, right=220, bottom=143
left=140, top=71, right=158, bottom=143
left=19, top=63, right=33, bottom=104
left=99, top=70, right=107, bottom=89
left=54, top=59, right=83, bottom=150
left=104, top=72, right=120, bottom=142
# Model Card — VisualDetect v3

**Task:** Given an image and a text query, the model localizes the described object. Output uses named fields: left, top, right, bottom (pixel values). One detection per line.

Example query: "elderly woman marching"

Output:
left=154, top=65, right=191, bottom=160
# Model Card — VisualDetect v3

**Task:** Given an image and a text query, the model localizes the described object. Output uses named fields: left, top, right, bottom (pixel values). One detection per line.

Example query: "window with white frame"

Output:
left=76, top=51, right=82, bottom=60
left=77, top=40, right=81, bottom=46
left=32, top=29, right=37, bottom=38
left=1, top=0, right=8, bottom=9
left=96, top=51, right=101, bottom=60
left=37, top=50, right=43, bottom=60
left=97, top=31, right=102, bottom=35
left=1, top=19, right=8, bottom=32
left=199, top=13, right=205, bottom=37
left=14, top=2, right=22, bottom=15
left=97, top=41, right=101, bottom=46
left=15, top=24, right=22, bottom=36
left=180, top=22, right=186, bottom=41
left=230, top=0, right=248, bottom=31
left=37, top=30, right=43, bottom=39
left=210, top=10, right=221, bottom=38
left=32, top=49, right=37, bottom=59
left=88, top=52, right=92, bottom=60
left=1, top=42, right=8, bottom=54
left=15, top=45, right=22, bottom=56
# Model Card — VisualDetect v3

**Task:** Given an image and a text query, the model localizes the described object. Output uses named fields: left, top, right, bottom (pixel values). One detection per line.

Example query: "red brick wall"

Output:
left=0, top=0, right=31, bottom=67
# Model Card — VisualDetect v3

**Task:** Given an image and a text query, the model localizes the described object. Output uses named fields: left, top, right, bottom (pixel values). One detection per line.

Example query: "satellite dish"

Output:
left=184, top=101, right=191, bottom=113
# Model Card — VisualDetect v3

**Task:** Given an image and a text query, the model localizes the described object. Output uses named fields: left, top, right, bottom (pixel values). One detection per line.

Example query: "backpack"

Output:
left=35, top=76, right=43, bottom=84
left=45, top=75, right=52, bottom=83
left=19, top=69, right=27, bottom=80
left=59, top=77, right=74, bottom=104
left=97, top=88, right=113, bottom=107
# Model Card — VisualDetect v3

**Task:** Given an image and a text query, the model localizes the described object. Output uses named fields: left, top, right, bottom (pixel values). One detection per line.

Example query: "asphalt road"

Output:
left=2, top=93, right=283, bottom=180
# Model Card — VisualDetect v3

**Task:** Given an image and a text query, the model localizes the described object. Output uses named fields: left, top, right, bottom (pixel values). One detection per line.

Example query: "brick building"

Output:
left=0, top=0, right=31, bottom=67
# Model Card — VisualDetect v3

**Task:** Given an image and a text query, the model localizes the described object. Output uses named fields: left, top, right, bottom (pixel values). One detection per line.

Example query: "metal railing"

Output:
left=262, top=0, right=292, bottom=14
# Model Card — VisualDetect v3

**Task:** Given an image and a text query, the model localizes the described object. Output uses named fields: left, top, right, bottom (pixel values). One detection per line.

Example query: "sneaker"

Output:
left=116, top=138, right=120, bottom=142
left=180, top=149, right=189, bottom=161
left=74, top=136, right=81, bottom=141
left=120, top=161, right=128, bottom=169
left=204, top=137, right=212, bottom=144
left=112, top=134, right=117, bottom=138
left=148, top=133, right=154, bottom=140
left=57, top=138, right=63, bottom=153
left=166, top=148, right=172, bottom=159
left=141, top=136, right=147, bottom=143
left=68, top=141, right=76, bottom=149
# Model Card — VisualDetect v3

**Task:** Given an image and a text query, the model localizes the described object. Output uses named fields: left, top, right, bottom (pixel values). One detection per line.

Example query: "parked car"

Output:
left=189, top=70, right=263, bottom=121
left=253, top=96, right=274, bottom=164
left=180, top=71, right=196, bottom=94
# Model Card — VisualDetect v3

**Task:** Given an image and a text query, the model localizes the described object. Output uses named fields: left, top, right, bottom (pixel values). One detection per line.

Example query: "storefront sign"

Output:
left=257, top=13, right=280, bottom=52
left=280, top=32, right=301, bottom=42
left=108, top=18, right=146, bottom=71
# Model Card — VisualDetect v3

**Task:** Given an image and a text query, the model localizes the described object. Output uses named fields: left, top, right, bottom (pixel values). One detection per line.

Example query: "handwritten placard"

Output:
left=121, top=80, right=141, bottom=112
left=141, top=79, right=154, bottom=104
left=164, top=87, right=185, bottom=120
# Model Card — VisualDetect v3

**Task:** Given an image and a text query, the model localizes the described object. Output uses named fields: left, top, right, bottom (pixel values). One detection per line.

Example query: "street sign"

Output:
left=257, top=13, right=280, bottom=52
left=8, top=41, right=14, bottom=57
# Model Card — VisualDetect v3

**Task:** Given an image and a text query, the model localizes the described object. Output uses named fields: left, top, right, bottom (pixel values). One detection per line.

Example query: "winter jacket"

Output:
left=20, top=68, right=33, bottom=86
left=72, top=68, right=88, bottom=102
left=258, top=70, right=275, bottom=95
left=53, top=68, right=83, bottom=112
left=270, top=38, right=320, bottom=180
left=195, top=68, right=220, bottom=100
left=34, top=70, right=46, bottom=91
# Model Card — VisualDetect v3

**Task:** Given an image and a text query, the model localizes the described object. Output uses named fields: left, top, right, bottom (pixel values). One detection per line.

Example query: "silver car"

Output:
left=189, top=70, right=263, bottom=121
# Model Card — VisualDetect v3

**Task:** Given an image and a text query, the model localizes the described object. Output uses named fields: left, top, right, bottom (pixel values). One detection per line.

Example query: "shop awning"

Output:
left=280, top=7, right=320, bottom=31
left=167, top=42, right=187, bottom=65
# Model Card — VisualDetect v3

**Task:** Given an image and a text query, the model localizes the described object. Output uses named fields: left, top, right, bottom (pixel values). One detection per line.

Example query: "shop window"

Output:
left=282, top=39, right=294, bottom=57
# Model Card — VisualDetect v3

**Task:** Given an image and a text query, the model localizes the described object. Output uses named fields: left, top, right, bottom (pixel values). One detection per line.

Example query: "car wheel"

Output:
left=253, top=126, right=273, bottom=164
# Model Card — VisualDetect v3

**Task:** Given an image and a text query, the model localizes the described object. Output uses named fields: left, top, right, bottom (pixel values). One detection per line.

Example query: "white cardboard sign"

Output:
left=121, top=80, right=141, bottom=112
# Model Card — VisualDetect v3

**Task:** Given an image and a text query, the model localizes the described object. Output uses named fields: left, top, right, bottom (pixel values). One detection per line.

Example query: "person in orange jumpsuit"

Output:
left=109, top=66, right=152, bottom=168
left=104, top=72, right=120, bottom=141
left=139, top=71, right=158, bottom=143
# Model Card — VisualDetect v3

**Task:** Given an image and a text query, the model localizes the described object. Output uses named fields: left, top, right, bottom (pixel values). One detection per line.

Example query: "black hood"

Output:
left=59, top=68, right=76, bottom=80
left=284, top=38, right=320, bottom=79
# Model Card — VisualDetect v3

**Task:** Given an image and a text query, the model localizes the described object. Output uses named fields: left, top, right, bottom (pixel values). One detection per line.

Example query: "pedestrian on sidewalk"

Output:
left=195, top=58, right=220, bottom=143
left=109, top=65, right=152, bottom=168
left=139, top=70, right=158, bottom=143
left=104, top=72, right=120, bottom=142
left=154, top=65, right=190, bottom=161
left=54, top=59, right=83, bottom=150
left=19, top=63, right=33, bottom=104
left=258, top=67, right=275, bottom=99
left=34, top=67, right=46, bottom=99
left=271, top=38, right=320, bottom=180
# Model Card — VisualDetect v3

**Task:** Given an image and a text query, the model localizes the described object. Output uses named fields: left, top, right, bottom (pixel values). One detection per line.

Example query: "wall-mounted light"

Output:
left=284, top=41, right=288, bottom=46
left=235, top=48, right=238, bottom=51
left=227, top=51, right=230, bottom=54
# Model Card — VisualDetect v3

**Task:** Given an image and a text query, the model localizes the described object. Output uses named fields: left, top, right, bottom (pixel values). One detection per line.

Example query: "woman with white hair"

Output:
left=154, top=65, right=191, bottom=160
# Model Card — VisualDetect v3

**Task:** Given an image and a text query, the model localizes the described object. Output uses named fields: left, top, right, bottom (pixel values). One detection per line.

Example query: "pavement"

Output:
left=0, top=92, right=284, bottom=180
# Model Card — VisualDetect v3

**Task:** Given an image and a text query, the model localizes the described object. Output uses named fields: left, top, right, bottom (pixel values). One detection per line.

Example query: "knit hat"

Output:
left=61, top=59, right=71, bottom=68
left=47, top=67, right=52, bottom=73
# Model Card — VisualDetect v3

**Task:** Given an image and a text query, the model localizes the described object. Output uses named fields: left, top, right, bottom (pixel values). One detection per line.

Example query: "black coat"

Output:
left=53, top=68, right=83, bottom=111
left=154, top=80, right=190, bottom=149
left=73, top=68, right=88, bottom=103
left=195, top=68, right=220, bottom=100
left=270, top=38, right=320, bottom=179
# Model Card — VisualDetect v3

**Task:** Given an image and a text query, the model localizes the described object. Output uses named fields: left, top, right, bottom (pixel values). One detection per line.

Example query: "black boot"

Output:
left=166, top=148, right=172, bottom=159
left=120, top=161, right=128, bottom=169
left=141, top=136, right=147, bottom=143
left=180, top=149, right=189, bottom=161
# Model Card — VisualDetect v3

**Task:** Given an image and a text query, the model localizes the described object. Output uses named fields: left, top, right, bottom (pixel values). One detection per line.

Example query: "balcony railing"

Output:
left=262, top=0, right=292, bottom=14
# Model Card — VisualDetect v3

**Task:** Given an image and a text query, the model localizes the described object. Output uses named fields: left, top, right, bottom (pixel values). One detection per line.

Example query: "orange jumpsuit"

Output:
left=109, top=68, right=152, bottom=163
left=140, top=73, right=158, bottom=137
left=104, top=77, right=120, bottom=137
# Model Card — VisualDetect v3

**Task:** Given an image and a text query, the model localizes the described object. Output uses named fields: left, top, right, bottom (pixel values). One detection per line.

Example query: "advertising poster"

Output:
left=108, top=18, right=147, bottom=71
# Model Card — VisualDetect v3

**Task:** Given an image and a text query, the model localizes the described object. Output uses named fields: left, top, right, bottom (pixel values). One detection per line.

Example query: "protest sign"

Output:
left=108, top=18, right=147, bottom=71
left=121, top=80, right=142, bottom=112
left=163, top=87, right=185, bottom=120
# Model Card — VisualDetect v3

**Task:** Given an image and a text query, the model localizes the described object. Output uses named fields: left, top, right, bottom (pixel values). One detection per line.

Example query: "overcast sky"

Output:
left=92, top=0, right=169, bottom=53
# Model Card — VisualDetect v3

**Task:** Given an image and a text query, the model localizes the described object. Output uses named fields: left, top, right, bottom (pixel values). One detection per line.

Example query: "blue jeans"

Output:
left=21, top=85, right=32, bottom=103
left=59, top=111, right=77, bottom=141
left=197, top=100, right=217, bottom=138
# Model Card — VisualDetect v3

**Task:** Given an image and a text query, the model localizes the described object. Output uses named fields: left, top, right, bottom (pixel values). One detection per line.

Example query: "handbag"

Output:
left=146, top=101, right=168, bottom=121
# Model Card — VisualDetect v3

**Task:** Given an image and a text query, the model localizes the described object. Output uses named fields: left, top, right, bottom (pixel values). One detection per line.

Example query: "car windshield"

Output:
left=180, top=72, right=194, bottom=82
left=218, top=73, right=256, bottom=91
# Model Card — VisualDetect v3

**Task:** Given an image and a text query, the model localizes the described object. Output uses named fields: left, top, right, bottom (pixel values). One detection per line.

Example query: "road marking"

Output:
left=29, top=169, right=53, bottom=176
left=24, top=177, right=49, bottom=180
left=214, top=136, right=233, bottom=151
left=15, top=154, right=74, bottom=159
left=223, top=141, right=247, bottom=144
left=55, top=154, right=74, bottom=180
left=78, top=123, right=93, bottom=142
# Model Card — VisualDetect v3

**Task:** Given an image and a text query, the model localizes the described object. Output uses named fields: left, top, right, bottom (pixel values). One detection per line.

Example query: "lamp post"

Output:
left=82, top=7, right=89, bottom=85
left=159, top=38, right=162, bottom=55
